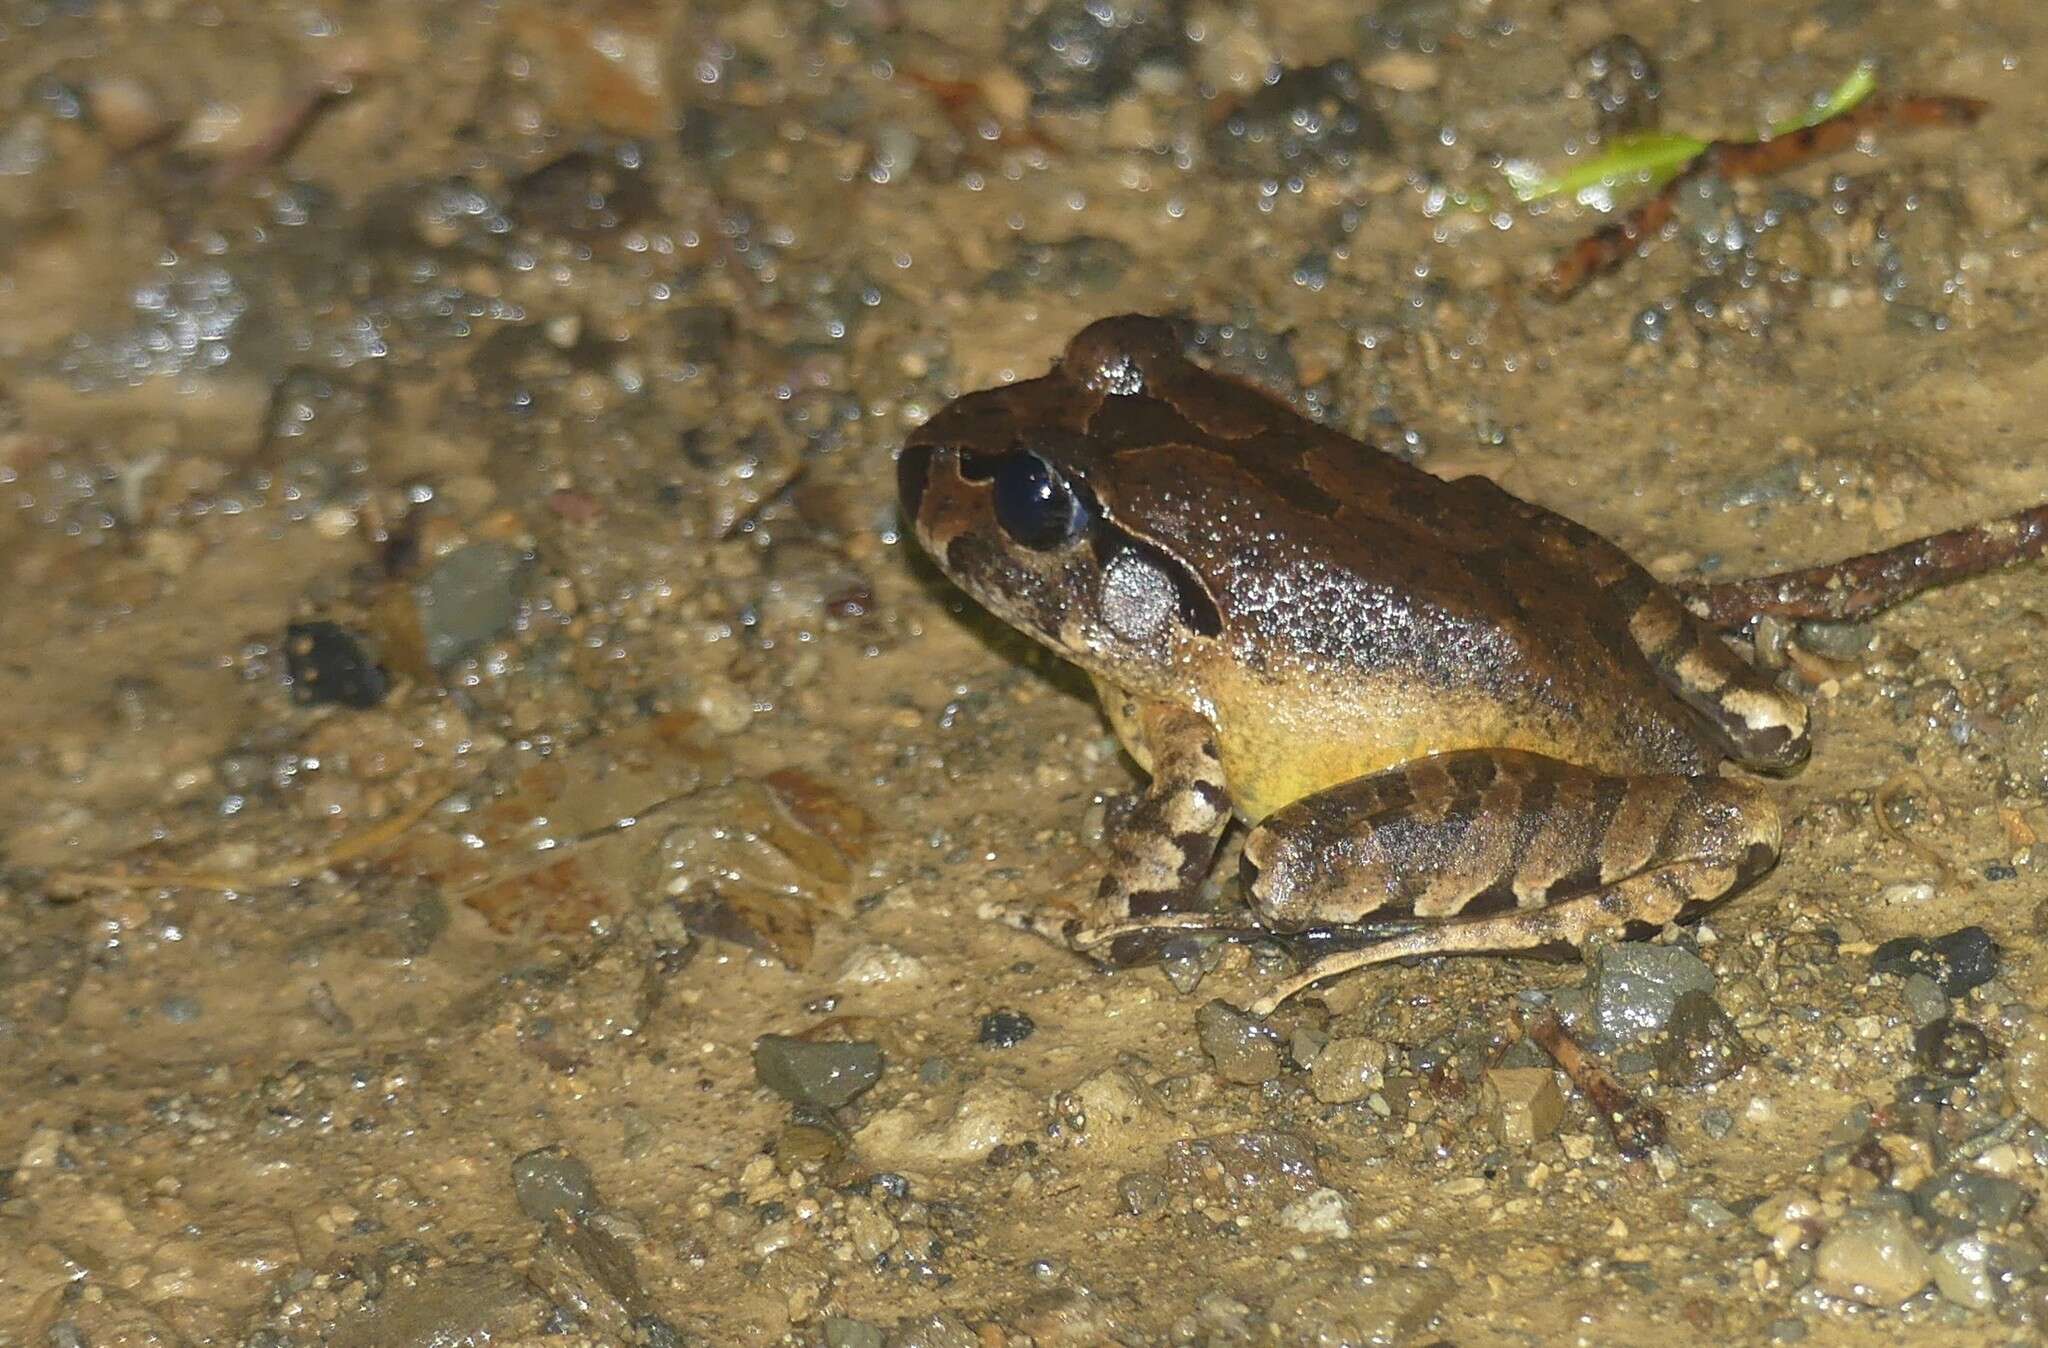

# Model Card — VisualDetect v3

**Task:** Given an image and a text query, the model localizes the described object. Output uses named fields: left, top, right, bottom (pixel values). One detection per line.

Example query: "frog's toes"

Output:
left=976, top=895, right=1086, bottom=949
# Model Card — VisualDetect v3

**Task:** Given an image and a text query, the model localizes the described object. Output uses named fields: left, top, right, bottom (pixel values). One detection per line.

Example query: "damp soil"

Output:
left=5, top=1, right=2048, bottom=1345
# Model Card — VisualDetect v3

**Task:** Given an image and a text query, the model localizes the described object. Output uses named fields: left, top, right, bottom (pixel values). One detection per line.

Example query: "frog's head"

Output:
left=896, top=316, right=1223, bottom=693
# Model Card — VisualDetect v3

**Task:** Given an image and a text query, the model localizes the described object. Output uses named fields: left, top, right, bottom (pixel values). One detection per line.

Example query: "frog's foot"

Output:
left=981, top=697, right=1233, bottom=960
left=978, top=898, right=1250, bottom=968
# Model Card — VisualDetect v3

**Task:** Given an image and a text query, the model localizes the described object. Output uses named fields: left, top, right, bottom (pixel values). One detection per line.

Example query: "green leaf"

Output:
left=1772, top=62, right=1877, bottom=136
left=1502, top=63, right=1880, bottom=207
left=1504, top=131, right=1708, bottom=205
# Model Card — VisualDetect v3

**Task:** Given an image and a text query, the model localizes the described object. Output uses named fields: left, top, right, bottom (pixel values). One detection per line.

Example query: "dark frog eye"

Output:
left=991, top=451, right=1091, bottom=550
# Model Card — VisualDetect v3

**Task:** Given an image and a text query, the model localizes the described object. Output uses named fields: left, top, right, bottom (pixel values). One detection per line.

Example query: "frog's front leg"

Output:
left=1091, top=690, right=1233, bottom=919
left=1237, top=749, right=1780, bottom=1015
left=983, top=693, right=1231, bottom=949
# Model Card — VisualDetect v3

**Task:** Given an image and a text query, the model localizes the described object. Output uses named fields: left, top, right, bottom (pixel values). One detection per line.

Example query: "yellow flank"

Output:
left=1190, top=669, right=1562, bottom=824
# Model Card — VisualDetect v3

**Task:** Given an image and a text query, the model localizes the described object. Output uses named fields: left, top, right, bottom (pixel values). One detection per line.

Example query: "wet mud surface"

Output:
left=5, top=0, right=2048, bottom=1343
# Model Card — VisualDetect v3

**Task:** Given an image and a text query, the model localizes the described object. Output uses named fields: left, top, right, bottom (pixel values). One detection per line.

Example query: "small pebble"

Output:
left=511, top=1146, right=597, bottom=1223
left=284, top=620, right=391, bottom=709
left=1686, top=1197, right=1738, bottom=1230
left=2004, top=1009, right=2048, bottom=1125
left=1932, top=1234, right=1996, bottom=1310
left=752, top=1035, right=883, bottom=1109
left=977, top=1009, right=1036, bottom=1048
left=1914, top=1169, right=2031, bottom=1232
left=1158, top=935, right=1212, bottom=994
left=822, top=1317, right=886, bottom=1348
left=1914, top=1018, right=1991, bottom=1080
left=1290, top=1025, right=1330, bottom=1069
left=1653, top=989, right=1751, bottom=1086
left=1278, top=1186, right=1353, bottom=1240
left=1793, top=619, right=1874, bottom=660
left=1480, top=1067, right=1564, bottom=1148
left=1196, top=1000, right=1284, bottom=1085
left=774, top=1120, right=844, bottom=1171
left=415, top=542, right=527, bottom=665
left=1206, top=60, right=1391, bottom=180
left=1814, top=1207, right=1933, bottom=1305
left=1118, top=1172, right=1169, bottom=1216
left=1575, top=33, right=1662, bottom=138
left=1307, top=1036, right=1388, bottom=1104
left=1361, top=50, right=1440, bottom=92
left=890, top=1312, right=980, bottom=1348
left=86, top=74, right=172, bottom=152
left=1933, top=926, right=2001, bottom=989
left=1901, top=973, right=1950, bottom=1028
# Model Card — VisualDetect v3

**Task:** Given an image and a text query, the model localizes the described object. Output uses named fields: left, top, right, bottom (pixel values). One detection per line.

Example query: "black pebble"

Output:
left=1869, top=925, right=2001, bottom=997
left=978, top=1009, right=1036, bottom=1048
left=1932, top=925, right=2001, bottom=990
left=868, top=1172, right=911, bottom=1200
left=284, top=621, right=390, bottom=709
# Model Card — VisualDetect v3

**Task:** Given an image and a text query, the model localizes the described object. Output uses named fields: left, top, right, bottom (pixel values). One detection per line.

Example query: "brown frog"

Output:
left=897, top=314, right=2048, bottom=1014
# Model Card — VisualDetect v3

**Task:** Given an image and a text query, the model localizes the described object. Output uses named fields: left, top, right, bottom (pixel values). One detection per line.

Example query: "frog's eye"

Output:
left=990, top=451, right=1091, bottom=551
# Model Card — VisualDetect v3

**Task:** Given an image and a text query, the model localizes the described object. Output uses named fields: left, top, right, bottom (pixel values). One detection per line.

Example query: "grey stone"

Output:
left=752, top=1035, right=883, bottom=1108
left=1196, top=1000, right=1284, bottom=1085
left=1590, top=943, right=1715, bottom=1042
left=511, top=1146, right=597, bottom=1222
left=416, top=542, right=527, bottom=664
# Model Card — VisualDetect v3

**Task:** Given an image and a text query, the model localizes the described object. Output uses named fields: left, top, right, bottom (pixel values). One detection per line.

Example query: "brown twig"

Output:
left=1543, top=93, right=1987, bottom=299
left=1678, top=502, right=2048, bottom=629
left=1520, top=1007, right=1667, bottom=1161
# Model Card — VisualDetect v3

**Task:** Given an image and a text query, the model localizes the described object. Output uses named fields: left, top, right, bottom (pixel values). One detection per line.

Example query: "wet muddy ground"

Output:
left=5, top=0, right=2048, bottom=1344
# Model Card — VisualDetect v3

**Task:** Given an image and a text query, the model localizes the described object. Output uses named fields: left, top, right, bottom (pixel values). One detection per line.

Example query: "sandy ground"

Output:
left=5, top=0, right=2048, bottom=1343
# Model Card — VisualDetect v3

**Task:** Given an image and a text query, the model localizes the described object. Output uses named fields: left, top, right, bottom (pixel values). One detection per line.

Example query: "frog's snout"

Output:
left=896, top=443, right=934, bottom=524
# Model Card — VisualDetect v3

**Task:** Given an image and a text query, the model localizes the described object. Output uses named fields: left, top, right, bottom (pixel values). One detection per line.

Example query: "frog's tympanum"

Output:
left=896, top=314, right=2015, bottom=1014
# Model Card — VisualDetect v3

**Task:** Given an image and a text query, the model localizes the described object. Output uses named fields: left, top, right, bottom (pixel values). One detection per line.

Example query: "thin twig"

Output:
left=49, top=786, right=448, bottom=895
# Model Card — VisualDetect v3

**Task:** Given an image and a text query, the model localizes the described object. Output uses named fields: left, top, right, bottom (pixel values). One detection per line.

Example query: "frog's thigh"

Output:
left=1240, top=749, right=1780, bottom=1014
left=1093, top=690, right=1231, bottom=919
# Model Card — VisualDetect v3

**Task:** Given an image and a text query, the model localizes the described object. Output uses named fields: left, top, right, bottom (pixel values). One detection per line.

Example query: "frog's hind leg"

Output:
left=1529, top=505, right=1811, bottom=774
left=1238, top=750, right=1781, bottom=1016
left=1617, top=578, right=1810, bottom=774
left=1244, top=862, right=1752, bottom=1016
